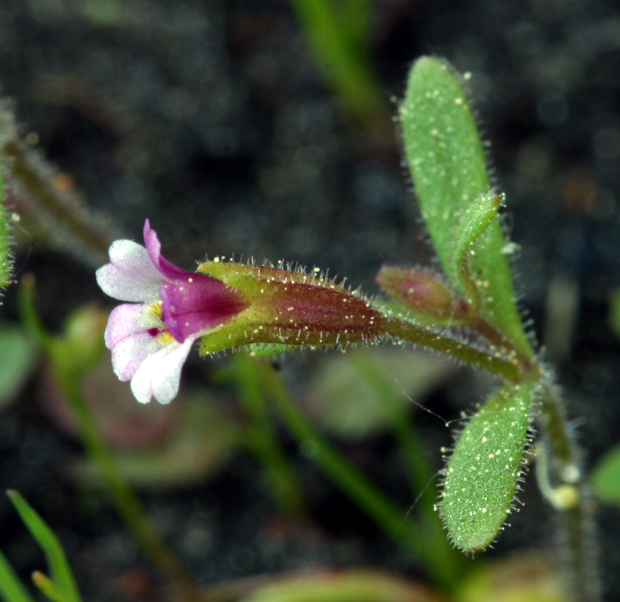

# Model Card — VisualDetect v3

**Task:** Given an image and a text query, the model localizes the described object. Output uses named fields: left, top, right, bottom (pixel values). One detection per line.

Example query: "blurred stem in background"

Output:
left=222, top=357, right=309, bottom=518
left=290, top=0, right=392, bottom=140
left=250, top=354, right=466, bottom=593
left=0, top=160, right=10, bottom=290
left=0, top=101, right=116, bottom=268
left=347, top=353, right=466, bottom=579
left=18, top=277, right=205, bottom=602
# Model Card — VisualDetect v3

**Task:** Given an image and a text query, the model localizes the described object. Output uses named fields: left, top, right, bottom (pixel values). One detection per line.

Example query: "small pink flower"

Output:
left=96, top=220, right=247, bottom=404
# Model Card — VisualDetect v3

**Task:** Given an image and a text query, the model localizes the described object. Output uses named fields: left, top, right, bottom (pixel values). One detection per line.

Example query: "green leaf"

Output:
left=0, top=548, right=35, bottom=602
left=458, top=553, right=565, bottom=602
left=0, top=326, right=38, bottom=408
left=400, top=57, right=532, bottom=357
left=289, top=0, right=386, bottom=126
left=240, top=569, right=446, bottom=602
left=6, top=492, right=81, bottom=602
left=453, top=190, right=501, bottom=307
left=440, top=381, right=535, bottom=552
left=591, top=444, right=620, bottom=504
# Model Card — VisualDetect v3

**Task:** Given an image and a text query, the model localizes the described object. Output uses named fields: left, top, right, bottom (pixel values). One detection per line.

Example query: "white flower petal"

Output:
left=105, top=304, right=164, bottom=380
left=96, top=240, right=162, bottom=302
left=111, top=329, right=163, bottom=382
left=130, top=337, right=195, bottom=404
left=105, top=303, right=161, bottom=348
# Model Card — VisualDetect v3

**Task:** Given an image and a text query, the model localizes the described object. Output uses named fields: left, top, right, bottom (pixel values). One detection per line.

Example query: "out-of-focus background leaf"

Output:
left=0, top=325, right=38, bottom=408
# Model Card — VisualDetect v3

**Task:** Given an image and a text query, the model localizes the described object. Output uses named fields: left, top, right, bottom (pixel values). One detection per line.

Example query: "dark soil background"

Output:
left=1, top=0, right=620, bottom=600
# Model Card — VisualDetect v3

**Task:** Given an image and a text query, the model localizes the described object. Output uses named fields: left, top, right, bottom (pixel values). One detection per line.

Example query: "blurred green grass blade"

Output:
left=343, top=0, right=374, bottom=44
left=6, top=492, right=81, bottom=602
left=400, top=57, right=532, bottom=357
left=31, top=572, right=64, bottom=602
left=591, top=444, right=620, bottom=504
left=440, top=381, right=535, bottom=552
left=0, top=165, right=10, bottom=290
left=0, top=548, right=35, bottom=602
left=290, top=0, right=385, bottom=125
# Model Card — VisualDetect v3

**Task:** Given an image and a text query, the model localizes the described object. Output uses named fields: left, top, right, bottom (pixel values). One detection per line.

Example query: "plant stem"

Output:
left=538, top=375, right=600, bottom=602
left=18, top=277, right=204, bottom=602
left=258, top=358, right=462, bottom=591
left=382, top=315, right=524, bottom=383
left=0, top=105, right=115, bottom=267
left=58, top=375, right=202, bottom=600
left=0, top=155, right=9, bottom=290
left=229, top=354, right=308, bottom=517
left=470, top=315, right=537, bottom=372
left=348, top=352, right=466, bottom=583
left=347, top=352, right=435, bottom=497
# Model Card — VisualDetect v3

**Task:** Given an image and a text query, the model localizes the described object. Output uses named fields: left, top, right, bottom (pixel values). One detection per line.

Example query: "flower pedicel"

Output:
left=97, top=220, right=524, bottom=404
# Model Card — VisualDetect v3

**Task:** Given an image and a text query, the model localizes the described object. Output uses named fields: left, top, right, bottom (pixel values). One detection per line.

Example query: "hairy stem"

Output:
left=0, top=104, right=116, bottom=266
left=538, top=375, right=600, bottom=602
left=382, top=315, right=523, bottom=383
left=258, top=358, right=463, bottom=591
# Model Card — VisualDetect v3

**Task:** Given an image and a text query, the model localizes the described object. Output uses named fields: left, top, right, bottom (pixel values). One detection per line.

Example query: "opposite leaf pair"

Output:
left=95, top=58, right=554, bottom=561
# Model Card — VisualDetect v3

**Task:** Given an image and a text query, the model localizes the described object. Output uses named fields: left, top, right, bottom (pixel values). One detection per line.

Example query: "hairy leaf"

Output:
left=400, top=57, right=532, bottom=357
left=440, top=381, right=535, bottom=552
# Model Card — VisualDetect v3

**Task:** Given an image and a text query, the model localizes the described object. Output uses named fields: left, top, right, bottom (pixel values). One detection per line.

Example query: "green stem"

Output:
left=18, top=278, right=203, bottom=602
left=258, top=358, right=461, bottom=591
left=58, top=375, right=201, bottom=597
left=470, top=315, right=537, bottom=371
left=229, top=354, right=308, bottom=517
left=538, top=376, right=600, bottom=602
left=347, top=352, right=434, bottom=496
left=0, top=158, right=10, bottom=290
left=0, top=104, right=114, bottom=267
left=382, top=315, right=524, bottom=383
left=348, top=352, right=466, bottom=584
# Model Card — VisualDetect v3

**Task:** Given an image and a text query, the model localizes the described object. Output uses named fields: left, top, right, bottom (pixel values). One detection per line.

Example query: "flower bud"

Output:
left=196, top=260, right=387, bottom=354
left=58, top=303, right=108, bottom=376
left=376, top=265, right=468, bottom=322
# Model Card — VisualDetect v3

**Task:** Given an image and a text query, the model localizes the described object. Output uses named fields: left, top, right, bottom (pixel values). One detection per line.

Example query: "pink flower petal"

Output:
left=98, top=220, right=249, bottom=405
left=96, top=240, right=161, bottom=302
left=143, top=219, right=189, bottom=281
left=105, top=304, right=165, bottom=380
left=160, top=276, right=248, bottom=342
left=130, top=336, right=195, bottom=404
left=104, top=303, right=160, bottom=347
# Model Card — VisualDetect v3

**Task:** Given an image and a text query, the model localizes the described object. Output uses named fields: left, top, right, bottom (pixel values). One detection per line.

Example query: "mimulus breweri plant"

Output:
left=98, top=57, right=598, bottom=601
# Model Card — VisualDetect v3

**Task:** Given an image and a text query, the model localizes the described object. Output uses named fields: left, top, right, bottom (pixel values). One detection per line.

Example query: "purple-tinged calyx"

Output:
left=195, top=260, right=389, bottom=354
